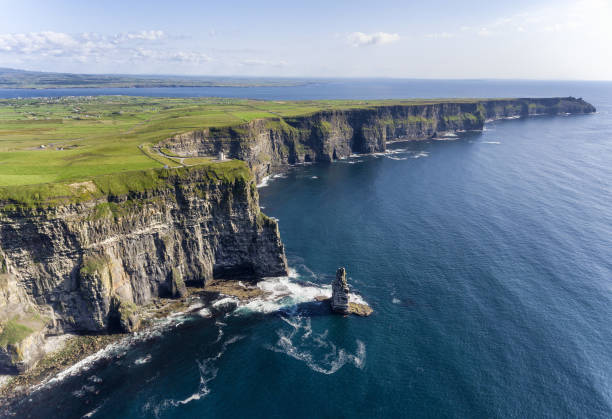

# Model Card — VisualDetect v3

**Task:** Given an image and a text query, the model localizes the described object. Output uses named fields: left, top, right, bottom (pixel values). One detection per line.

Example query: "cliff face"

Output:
left=0, top=96, right=596, bottom=374
left=480, top=97, right=596, bottom=120
left=0, top=164, right=287, bottom=372
left=159, top=97, right=596, bottom=182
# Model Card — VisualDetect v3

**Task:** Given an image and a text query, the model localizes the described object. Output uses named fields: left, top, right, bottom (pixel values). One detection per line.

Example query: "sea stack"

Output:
left=331, top=267, right=350, bottom=313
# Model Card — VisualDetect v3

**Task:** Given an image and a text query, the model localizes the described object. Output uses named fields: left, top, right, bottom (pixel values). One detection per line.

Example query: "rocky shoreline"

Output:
left=0, top=274, right=372, bottom=406
left=0, top=97, right=595, bottom=398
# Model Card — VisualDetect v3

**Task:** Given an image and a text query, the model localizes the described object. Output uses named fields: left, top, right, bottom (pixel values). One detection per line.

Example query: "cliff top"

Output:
left=0, top=160, right=251, bottom=210
left=0, top=96, right=592, bottom=205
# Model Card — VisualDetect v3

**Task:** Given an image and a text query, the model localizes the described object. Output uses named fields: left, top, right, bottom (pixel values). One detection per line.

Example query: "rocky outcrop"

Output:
left=0, top=163, right=287, bottom=372
left=331, top=267, right=349, bottom=313
left=158, top=97, right=596, bottom=182
left=326, top=267, right=372, bottom=316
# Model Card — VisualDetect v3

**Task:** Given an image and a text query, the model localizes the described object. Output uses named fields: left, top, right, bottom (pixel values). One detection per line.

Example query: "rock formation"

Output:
left=331, top=267, right=350, bottom=313
left=0, top=163, right=287, bottom=372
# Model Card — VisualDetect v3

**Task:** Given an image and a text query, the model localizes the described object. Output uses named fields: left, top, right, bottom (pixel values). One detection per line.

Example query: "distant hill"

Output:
left=0, top=67, right=309, bottom=89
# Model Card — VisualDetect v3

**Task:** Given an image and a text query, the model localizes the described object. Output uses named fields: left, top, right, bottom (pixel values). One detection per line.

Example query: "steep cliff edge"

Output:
left=0, top=96, right=595, bottom=375
left=159, top=97, right=596, bottom=182
left=0, top=162, right=287, bottom=372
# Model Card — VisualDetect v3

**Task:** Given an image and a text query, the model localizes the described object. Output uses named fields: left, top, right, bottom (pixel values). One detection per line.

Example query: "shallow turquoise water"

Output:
left=6, top=81, right=612, bottom=418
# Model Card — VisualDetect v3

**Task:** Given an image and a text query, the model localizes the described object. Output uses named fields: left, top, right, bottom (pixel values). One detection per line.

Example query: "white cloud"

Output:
left=241, top=58, right=288, bottom=67
left=0, top=30, right=212, bottom=65
left=0, top=30, right=295, bottom=73
left=0, top=31, right=79, bottom=54
left=426, top=32, right=454, bottom=39
left=459, top=0, right=612, bottom=38
left=134, top=48, right=211, bottom=63
left=124, top=30, right=164, bottom=41
left=0, top=30, right=167, bottom=57
left=347, top=32, right=400, bottom=47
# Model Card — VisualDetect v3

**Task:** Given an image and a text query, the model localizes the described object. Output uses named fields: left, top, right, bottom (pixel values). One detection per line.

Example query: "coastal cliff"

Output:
left=0, top=163, right=287, bottom=372
left=159, top=97, right=596, bottom=182
left=0, top=96, right=596, bottom=375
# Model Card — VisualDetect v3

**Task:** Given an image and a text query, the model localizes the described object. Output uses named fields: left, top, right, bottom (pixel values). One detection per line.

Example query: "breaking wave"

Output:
left=256, top=175, right=271, bottom=188
left=231, top=273, right=368, bottom=316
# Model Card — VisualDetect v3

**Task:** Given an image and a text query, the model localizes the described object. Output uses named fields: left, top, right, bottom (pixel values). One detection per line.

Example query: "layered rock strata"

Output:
left=0, top=164, right=287, bottom=372
left=159, top=97, right=596, bottom=182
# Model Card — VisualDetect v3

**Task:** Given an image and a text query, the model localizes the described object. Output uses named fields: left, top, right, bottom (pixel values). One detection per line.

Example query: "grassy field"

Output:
left=0, top=95, right=484, bottom=189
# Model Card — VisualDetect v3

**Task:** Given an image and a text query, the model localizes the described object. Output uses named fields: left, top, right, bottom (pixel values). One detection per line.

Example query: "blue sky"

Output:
left=0, top=0, right=610, bottom=79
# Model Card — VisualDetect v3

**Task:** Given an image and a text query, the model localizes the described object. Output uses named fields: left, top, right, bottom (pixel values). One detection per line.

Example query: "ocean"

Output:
left=3, top=80, right=612, bottom=418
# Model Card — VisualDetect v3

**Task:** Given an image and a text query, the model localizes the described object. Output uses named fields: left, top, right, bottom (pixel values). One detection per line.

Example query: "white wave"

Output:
left=311, top=176, right=318, bottom=179
left=72, top=384, right=97, bottom=398
left=197, top=308, right=212, bottom=318
left=481, top=141, right=501, bottom=144
left=392, top=298, right=401, bottom=304
left=386, top=156, right=408, bottom=161
left=412, top=151, right=429, bottom=159
left=212, top=324, right=224, bottom=344
left=187, top=302, right=205, bottom=312
left=173, top=334, right=245, bottom=406
left=212, top=296, right=240, bottom=309
left=134, top=354, right=152, bottom=365
left=83, top=404, right=103, bottom=418
left=267, top=316, right=366, bottom=375
left=232, top=274, right=368, bottom=316
left=234, top=276, right=329, bottom=315
left=88, top=375, right=103, bottom=383
left=273, top=173, right=287, bottom=178
left=256, top=176, right=271, bottom=188
left=31, top=313, right=187, bottom=394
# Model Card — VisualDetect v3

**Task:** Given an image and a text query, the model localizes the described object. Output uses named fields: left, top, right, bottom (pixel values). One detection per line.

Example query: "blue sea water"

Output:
left=4, top=80, right=612, bottom=418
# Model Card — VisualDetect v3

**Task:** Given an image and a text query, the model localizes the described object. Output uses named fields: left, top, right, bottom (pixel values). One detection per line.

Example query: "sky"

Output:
left=0, top=0, right=610, bottom=80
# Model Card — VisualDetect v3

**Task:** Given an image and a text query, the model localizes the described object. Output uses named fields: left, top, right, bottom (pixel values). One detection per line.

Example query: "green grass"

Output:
left=0, top=96, right=492, bottom=188
left=0, top=320, right=33, bottom=347
left=0, top=95, right=537, bottom=205
left=0, top=159, right=252, bottom=209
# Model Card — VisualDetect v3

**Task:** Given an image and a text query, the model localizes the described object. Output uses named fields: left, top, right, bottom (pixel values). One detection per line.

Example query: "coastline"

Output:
left=0, top=275, right=372, bottom=407
left=0, top=97, right=595, bottom=411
